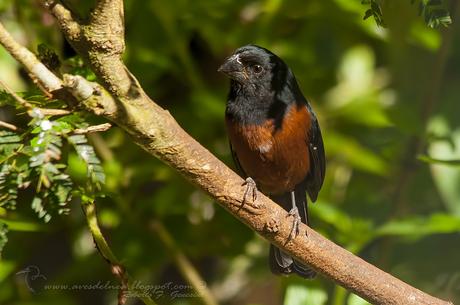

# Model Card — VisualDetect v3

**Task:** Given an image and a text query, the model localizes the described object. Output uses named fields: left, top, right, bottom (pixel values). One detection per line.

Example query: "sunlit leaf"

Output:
left=68, top=134, right=106, bottom=186
left=325, top=132, right=388, bottom=175
left=348, top=293, right=372, bottom=305
left=418, top=155, right=460, bottom=166
left=427, top=117, right=460, bottom=215
left=284, top=284, right=327, bottom=305
left=377, top=213, right=460, bottom=239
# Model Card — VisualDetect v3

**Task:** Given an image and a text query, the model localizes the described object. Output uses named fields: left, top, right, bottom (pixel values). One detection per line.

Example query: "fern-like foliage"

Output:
left=0, top=55, right=108, bottom=254
left=0, top=131, right=23, bottom=209
left=68, top=134, right=106, bottom=188
left=414, top=0, right=452, bottom=28
left=26, top=112, right=74, bottom=222
left=0, top=164, right=19, bottom=209
left=0, top=222, right=7, bottom=258
left=362, top=0, right=451, bottom=28
left=362, top=0, right=385, bottom=27
left=0, top=109, right=107, bottom=223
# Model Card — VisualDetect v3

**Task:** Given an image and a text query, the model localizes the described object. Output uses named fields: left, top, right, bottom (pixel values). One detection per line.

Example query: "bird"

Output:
left=218, top=45, right=326, bottom=279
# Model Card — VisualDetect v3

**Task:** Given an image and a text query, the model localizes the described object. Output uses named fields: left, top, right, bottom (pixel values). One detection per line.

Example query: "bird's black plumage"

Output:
left=219, top=45, right=325, bottom=279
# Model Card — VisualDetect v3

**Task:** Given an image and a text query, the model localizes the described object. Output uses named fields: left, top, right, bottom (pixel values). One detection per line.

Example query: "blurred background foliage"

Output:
left=0, top=0, right=459, bottom=305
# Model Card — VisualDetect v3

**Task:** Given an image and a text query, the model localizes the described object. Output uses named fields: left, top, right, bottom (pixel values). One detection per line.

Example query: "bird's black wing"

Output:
left=305, top=108, right=326, bottom=202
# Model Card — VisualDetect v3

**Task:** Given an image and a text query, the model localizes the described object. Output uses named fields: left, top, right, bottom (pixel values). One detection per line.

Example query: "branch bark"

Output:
left=0, top=3, right=453, bottom=305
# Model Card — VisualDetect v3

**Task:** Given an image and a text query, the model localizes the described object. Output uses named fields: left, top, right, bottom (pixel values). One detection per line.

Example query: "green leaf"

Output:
left=313, top=202, right=374, bottom=251
left=0, top=222, right=8, bottom=258
left=0, top=90, right=18, bottom=107
left=360, top=0, right=385, bottom=26
left=30, top=196, right=52, bottom=223
left=418, top=155, right=460, bottom=166
left=284, top=284, right=327, bottom=305
left=325, top=132, right=388, bottom=175
left=0, top=219, right=47, bottom=232
left=363, top=9, right=373, bottom=20
left=427, top=117, right=460, bottom=215
left=413, top=0, right=452, bottom=28
left=348, top=293, right=372, bottom=305
left=68, top=134, right=106, bottom=186
left=0, top=130, right=21, bottom=158
left=0, top=132, right=21, bottom=144
left=377, top=213, right=460, bottom=239
left=65, top=56, right=97, bottom=81
left=0, top=164, right=19, bottom=209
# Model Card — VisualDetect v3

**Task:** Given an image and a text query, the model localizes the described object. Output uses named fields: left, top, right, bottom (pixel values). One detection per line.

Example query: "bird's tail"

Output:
left=268, top=182, right=316, bottom=279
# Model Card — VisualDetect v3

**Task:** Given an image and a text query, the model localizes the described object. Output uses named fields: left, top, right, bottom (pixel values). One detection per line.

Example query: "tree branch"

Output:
left=0, top=23, right=117, bottom=117
left=0, top=23, right=61, bottom=93
left=43, top=0, right=81, bottom=41
left=0, top=5, right=453, bottom=305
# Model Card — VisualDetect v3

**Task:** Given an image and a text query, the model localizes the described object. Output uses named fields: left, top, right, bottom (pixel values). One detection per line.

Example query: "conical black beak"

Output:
left=218, top=55, right=246, bottom=81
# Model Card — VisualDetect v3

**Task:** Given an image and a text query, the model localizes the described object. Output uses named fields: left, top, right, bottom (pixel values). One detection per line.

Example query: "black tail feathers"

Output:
left=269, top=245, right=316, bottom=279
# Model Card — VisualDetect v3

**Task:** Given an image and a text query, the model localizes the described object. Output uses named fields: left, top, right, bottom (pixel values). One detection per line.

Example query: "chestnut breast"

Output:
left=226, top=104, right=311, bottom=195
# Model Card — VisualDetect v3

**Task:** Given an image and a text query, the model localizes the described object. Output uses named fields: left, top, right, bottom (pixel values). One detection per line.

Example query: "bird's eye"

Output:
left=252, top=64, right=263, bottom=74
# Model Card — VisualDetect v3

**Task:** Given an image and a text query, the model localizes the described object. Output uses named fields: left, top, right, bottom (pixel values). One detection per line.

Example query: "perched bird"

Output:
left=218, top=45, right=326, bottom=279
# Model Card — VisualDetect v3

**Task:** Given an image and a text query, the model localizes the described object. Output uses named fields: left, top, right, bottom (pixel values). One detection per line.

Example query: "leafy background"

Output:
left=0, top=0, right=459, bottom=305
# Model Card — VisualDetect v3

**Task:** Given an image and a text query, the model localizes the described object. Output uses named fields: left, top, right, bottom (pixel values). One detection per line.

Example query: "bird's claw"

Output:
left=287, top=206, right=301, bottom=241
left=242, top=177, right=260, bottom=208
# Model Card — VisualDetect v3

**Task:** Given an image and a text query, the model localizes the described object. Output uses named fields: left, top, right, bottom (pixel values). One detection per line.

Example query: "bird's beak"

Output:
left=218, top=55, right=247, bottom=81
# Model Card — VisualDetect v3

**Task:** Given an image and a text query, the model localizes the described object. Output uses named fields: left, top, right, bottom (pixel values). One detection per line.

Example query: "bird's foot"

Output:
left=287, top=206, right=301, bottom=241
left=241, top=177, right=260, bottom=209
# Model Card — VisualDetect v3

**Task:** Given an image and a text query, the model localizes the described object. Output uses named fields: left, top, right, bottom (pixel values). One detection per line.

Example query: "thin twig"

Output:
left=30, top=108, right=71, bottom=116
left=0, top=78, right=33, bottom=108
left=0, top=21, right=113, bottom=113
left=0, top=120, right=19, bottom=131
left=151, top=220, right=219, bottom=305
left=81, top=200, right=158, bottom=305
left=74, top=123, right=112, bottom=134
left=0, top=22, right=62, bottom=92
left=0, top=66, right=70, bottom=116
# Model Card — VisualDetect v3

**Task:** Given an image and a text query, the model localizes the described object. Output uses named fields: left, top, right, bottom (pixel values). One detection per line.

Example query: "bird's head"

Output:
left=218, top=45, right=284, bottom=90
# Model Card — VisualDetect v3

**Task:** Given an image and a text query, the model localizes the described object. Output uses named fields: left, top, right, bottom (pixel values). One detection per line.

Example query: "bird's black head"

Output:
left=219, top=45, right=304, bottom=125
left=218, top=45, right=288, bottom=92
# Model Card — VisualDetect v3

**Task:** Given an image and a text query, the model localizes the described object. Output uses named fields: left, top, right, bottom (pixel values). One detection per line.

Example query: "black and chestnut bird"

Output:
left=218, top=45, right=326, bottom=279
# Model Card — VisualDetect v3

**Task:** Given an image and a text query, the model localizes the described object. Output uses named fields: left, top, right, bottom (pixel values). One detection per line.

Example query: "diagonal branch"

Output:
left=0, top=22, right=61, bottom=93
left=0, top=6, right=454, bottom=305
